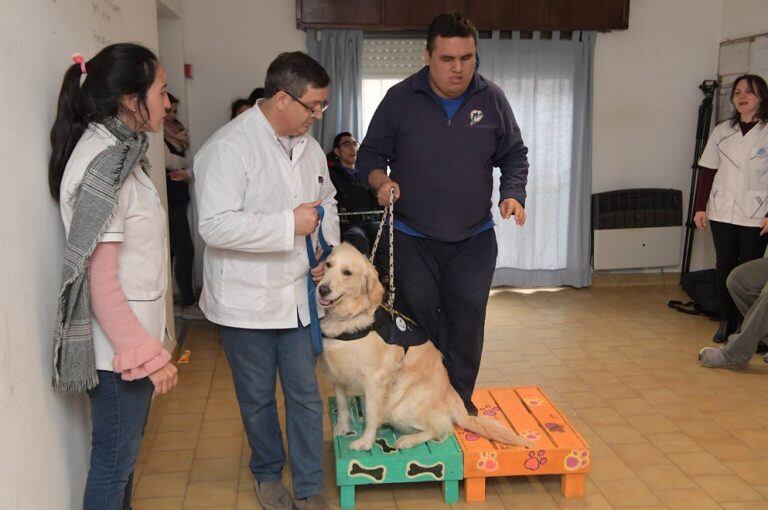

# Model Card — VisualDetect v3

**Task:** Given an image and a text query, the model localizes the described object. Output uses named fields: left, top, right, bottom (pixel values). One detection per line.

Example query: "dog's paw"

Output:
left=349, top=437, right=375, bottom=451
left=334, top=424, right=355, bottom=437
left=395, top=435, right=426, bottom=450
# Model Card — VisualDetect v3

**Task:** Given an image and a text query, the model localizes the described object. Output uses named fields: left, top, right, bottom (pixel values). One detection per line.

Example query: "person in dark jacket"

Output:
left=357, top=13, right=529, bottom=415
left=164, top=93, right=204, bottom=320
left=327, top=132, right=381, bottom=256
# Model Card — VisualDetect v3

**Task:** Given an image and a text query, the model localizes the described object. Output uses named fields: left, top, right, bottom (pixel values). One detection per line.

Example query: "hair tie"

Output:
left=71, top=54, right=87, bottom=75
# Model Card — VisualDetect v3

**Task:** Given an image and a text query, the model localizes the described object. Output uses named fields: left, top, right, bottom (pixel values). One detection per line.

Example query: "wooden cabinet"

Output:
left=296, top=0, right=629, bottom=31
left=468, top=0, right=629, bottom=31
left=384, top=0, right=467, bottom=29
left=297, top=0, right=381, bottom=27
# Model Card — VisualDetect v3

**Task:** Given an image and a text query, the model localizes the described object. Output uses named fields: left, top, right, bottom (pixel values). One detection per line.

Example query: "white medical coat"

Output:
left=699, top=120, right=768, bottom=227
left=194, top=105, right=340, bottom=329
left=60, top=123, right=170, bottom=371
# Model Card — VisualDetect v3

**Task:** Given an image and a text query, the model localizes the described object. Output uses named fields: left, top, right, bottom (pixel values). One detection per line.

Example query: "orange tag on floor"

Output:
left=177, top=349, right=191, bottom=364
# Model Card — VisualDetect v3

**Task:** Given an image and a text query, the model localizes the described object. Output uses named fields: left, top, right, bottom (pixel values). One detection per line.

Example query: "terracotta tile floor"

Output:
left=132, top=284, right=768, bottom=509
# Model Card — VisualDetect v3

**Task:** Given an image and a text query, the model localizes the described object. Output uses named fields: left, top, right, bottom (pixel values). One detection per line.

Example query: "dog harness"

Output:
left=327, top=307, right=430, bottom=353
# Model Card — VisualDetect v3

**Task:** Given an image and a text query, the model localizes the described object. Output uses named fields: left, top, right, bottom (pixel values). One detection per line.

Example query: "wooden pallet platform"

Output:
left=454, top=386, right=591, bottom=502
left=329, top=396, right=463, bottom=510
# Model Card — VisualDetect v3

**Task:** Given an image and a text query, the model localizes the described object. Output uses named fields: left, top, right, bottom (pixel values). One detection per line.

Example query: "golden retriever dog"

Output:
left=317, top=243, right=531, bottom=451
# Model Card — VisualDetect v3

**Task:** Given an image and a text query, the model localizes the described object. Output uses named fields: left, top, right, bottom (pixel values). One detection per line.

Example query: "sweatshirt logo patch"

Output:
left=469, top=109, right=484, bottom=126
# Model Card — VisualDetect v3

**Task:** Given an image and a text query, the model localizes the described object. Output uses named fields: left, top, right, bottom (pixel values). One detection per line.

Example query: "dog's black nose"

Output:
left=318, top=284, right=331, bottom=297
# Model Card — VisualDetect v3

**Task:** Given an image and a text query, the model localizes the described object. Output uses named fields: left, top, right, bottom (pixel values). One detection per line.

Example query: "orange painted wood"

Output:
left=562, top=473, right=586, bottom=497
left=464, top=477, right=486, bottom=503
left=455, top=386, right=591, bottom=501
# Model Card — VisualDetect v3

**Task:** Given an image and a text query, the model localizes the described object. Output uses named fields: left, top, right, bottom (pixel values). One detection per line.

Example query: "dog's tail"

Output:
left=449, top=391, right=531, bottom=447
left=455, top=413, right=532, bottom=447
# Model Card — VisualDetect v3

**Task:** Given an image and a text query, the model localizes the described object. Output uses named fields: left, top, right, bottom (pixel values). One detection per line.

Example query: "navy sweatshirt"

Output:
left=357, top=66, right=529, bottom=242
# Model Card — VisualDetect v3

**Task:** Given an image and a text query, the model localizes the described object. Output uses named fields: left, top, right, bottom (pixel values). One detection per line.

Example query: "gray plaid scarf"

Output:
left=52, top=117, right=149, bottom=393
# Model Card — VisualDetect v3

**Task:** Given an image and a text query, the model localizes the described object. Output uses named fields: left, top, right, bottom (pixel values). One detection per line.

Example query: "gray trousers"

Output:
left=723, top=257, right=768, bottom=364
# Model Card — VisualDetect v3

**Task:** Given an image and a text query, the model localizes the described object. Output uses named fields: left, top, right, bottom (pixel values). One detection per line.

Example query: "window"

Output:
left=361, top=38, right=424, bottom=137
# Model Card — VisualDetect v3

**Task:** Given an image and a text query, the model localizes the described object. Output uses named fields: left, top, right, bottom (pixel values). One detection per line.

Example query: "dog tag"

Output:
left=395, top=315, right=407, bottom=332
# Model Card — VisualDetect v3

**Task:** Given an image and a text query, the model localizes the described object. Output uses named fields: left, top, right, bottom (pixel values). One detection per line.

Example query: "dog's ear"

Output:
left=364, top=264, right=384, bottom=309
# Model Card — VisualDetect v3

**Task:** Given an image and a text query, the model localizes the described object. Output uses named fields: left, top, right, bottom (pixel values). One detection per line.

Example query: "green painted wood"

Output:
left=329, top=397, right=464, bottom=490
left=443, top=480, right=459, bottom=503
left=339, top=485, right=355, bottom=510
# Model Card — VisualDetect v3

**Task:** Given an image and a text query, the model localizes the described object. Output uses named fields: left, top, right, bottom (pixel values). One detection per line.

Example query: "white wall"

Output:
left=0, top=1, right=162, bottom=508
left=159, top=15, right=189, bottom=124
left=721, top=0, right=768, bottom=40
left=182, top=0, right=306, bottom=154
left=181, top=0, right=306, bottom=281
left=593, top=0, right=723, bottom=271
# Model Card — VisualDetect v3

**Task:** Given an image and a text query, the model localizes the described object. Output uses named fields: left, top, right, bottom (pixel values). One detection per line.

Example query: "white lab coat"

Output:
left=699, top=120, right=768, bottom=227
left=193, top=105, right=340, bottom=329
left=60, top=123, right=170, bottom=371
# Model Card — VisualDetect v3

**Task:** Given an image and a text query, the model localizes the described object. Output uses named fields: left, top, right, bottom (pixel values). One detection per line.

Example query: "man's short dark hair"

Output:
left=426, top=13, right=478, bottom=54
left=263, top=52, right=330, bottom=99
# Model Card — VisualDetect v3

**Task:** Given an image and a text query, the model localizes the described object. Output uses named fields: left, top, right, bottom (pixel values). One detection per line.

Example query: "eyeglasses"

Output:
left=283, top=90, right=330, bottom=116
left=339, top=140, right=358, bottom=148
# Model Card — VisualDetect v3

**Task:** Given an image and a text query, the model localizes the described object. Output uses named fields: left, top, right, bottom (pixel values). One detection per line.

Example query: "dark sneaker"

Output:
left=463, top=399, right=478, bottom=416
left=293, top=494, right=331, bottom=510
left=713, top=319, right=737, bottom=343
left=254, top=480, right=292, bottom=510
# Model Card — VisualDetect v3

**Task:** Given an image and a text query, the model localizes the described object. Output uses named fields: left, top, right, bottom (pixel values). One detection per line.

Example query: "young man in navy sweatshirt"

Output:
left=357, top=13, right=530, bottom=415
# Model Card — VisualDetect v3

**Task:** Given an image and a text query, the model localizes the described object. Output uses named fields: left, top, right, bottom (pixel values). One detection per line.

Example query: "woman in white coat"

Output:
left=49, top=43, right=178, bottom=508
left=694, top=74, right=768, bottom=343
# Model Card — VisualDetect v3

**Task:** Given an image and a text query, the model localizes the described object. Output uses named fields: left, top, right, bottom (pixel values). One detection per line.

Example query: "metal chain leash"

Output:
left=369, top=186, right=395, bottom=311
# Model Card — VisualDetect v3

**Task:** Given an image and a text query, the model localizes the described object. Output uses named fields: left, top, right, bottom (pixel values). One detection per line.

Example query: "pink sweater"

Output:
left=89, top=242, right=171, bottom=380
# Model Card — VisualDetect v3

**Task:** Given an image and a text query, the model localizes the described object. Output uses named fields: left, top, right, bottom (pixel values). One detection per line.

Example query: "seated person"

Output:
left=699, top=255, right=768, bottom=368
left=327, top=132, right=382, bottom=257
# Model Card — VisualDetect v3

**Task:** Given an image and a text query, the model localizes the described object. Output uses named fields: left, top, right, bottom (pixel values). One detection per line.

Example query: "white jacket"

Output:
left=194, top=105, right=340, bottom=329
left=60, top=123, right=170, bottom=371
left=700, top=120, right=768, bottom=227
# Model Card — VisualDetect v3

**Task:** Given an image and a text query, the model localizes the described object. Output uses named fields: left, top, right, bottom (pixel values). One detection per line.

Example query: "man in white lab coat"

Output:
left=194, top=52, right=339, bottom=510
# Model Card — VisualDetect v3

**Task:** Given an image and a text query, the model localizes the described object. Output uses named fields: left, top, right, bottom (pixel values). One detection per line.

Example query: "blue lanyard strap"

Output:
left=306, top=206, right=331, bottom=355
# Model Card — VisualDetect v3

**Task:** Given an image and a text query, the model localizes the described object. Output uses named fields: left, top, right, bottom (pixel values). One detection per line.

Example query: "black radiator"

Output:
left=592, top=188, right=683, bottom=230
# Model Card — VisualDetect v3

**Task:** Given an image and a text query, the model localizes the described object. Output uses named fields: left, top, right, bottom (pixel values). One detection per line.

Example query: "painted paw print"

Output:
left=544, top=422, right=565, bottom=433
left=524, top=397, right=543, bottom=407
left=523, top=450, right=548, bottom=471
left=476, top=451, right=499, bottom=472
left=522, top=430, right=540, bottom=442
left=480, top=405, right=501, bottom=417
left=464, top=432, right=480, bottom=442
left=564, top=449, right=590, bottom=471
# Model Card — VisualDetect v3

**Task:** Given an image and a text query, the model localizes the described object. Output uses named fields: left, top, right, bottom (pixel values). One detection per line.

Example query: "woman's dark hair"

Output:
left=263, top=52, right=330, bottom=99
left=326, top=131, right=353, bottom=161
left=248, top=87, right=265, bottom=105
left=426, top=13, right=478, bottom=55
left=48, top=43, right=158, bottom=201
left=729, top=74, right=768, bottom=127
left=230, top=98, right=251, bottom=119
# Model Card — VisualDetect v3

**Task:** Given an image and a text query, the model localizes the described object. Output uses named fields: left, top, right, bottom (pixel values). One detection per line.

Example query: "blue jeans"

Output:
left=220, top=324, right=324, bottom=500
left=84, top=370, right=153, bottom=510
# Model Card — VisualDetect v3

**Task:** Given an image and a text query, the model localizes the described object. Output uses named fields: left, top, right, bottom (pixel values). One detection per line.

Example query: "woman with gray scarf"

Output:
left=49, top=43, right=178, bottom=509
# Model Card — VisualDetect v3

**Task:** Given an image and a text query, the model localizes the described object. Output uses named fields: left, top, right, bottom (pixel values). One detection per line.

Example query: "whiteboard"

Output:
left=717, top=33, right=768, bottom=122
